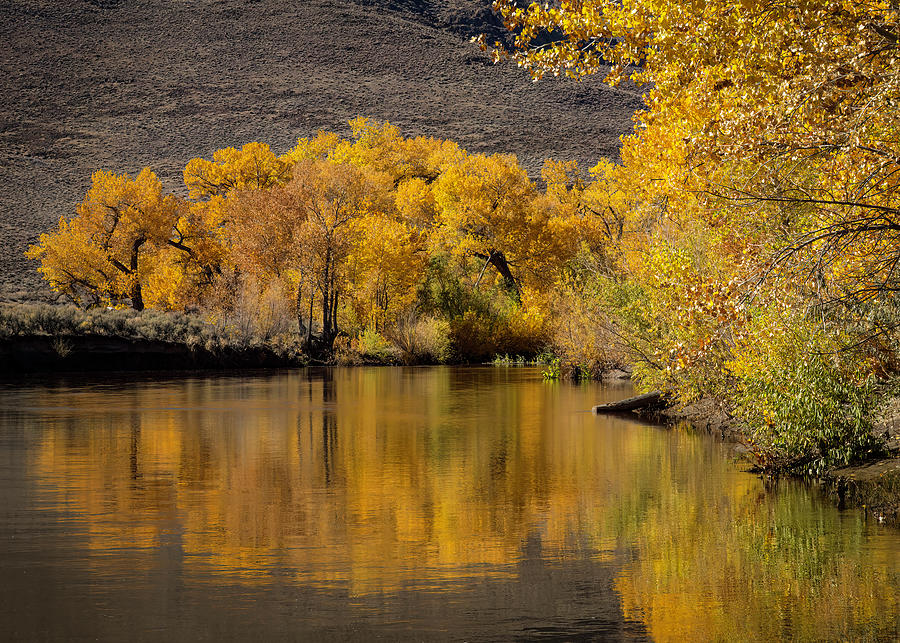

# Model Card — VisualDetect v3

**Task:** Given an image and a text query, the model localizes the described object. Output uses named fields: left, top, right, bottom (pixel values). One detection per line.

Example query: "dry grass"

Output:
left=388, top=314, right=452, bottom=364
left=0, top=303, right=306, bottom=361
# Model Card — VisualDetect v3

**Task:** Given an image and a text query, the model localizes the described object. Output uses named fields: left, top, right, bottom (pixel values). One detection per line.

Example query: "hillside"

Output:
left=0, top=0, right=641, bottom=300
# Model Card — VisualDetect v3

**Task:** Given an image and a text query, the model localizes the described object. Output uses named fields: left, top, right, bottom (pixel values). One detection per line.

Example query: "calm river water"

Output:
left=1, top=366, right=898, bottom=641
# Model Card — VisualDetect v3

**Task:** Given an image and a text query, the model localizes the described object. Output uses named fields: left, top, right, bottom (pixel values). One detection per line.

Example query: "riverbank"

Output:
left=0, top=334, right=306, bottom=373
left=825, top=401, right=900, bottom=525
left=0, top=304, right=307, bottom=374
left=653, top=395, right=900, bottom=526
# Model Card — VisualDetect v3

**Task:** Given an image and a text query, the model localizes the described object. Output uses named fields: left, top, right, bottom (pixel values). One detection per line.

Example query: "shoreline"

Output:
left=0, top=334, right=307, bottom=374
left=653, top=396, right=900, bottom=527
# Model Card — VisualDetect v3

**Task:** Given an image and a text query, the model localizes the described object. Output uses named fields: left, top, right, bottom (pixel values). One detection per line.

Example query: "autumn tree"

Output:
left=226, top=158, right=395, bottom=347
left=490, top=0, right=900, bottom=299
left=430, top=153, right=535, bottom=298
left=333, top=118, right=465, bottom=186
left=490, top=0, right=900, bottom=309
left=346, top=215, right=425, bottom=331
left=184, top=141, right=292, bottom=199
left=27, top=169, right=187, bottom=310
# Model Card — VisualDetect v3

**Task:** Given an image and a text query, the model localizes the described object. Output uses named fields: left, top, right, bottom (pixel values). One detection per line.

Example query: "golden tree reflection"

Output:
left=22, top=369, right=900, bottom=639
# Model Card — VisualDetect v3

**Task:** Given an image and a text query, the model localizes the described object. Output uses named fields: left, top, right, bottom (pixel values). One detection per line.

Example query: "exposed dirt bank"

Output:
left=657, top=396, right=748, bottom=442
left=0, top=334, right=305, bottom=374
left=825, top=459, right=900, bottom=525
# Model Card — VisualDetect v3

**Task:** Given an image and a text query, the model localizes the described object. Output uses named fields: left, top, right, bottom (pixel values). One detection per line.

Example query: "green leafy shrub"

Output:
left=729, top=314, right=886, bottom=474
left=355, top=326, right=397, bottom=362
left=542, top=357, right=561, bottom=380
left=736, top=352, right=884, bottom=475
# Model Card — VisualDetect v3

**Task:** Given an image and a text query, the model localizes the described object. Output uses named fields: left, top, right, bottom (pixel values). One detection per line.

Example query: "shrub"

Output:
left=729, top=312, right=886, bottom=474
left=333, top=327, right=398, bottom=365
left=355, top=326, right=397, bottom=362
left=735, top=351, right=884, bottom=475
left=0, top=303, right=307, bottom=364
left=545, top=274, right=640, bottom=380
left=542, top=357, right=561, bottom=380
left=332, top=336, right=358, bottom=365
left=449, top=308, right=500, bottom=363
left=388, top=315, right=451, bottom=364
left=222, top=276, right=294, bottom=344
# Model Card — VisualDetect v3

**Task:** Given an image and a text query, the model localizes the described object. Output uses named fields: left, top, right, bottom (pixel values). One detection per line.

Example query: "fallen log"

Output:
left=592, top=391, right=664, bottom=414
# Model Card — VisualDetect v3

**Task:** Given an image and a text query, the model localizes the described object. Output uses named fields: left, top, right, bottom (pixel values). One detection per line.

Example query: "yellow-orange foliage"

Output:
left=29, top=120, right=597, bottom=354
left=27, top=168, right=185, bottom=310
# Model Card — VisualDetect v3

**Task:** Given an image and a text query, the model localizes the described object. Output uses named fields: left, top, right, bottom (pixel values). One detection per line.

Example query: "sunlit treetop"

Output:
left=183, top=141, right=292, bottom=200
left=485, top=1, right=900, bottom=160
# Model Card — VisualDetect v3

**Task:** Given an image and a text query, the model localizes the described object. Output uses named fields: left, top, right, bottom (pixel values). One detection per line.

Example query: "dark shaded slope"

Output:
left=0, top=0, right=641, bottom=299
left=348, top=0, right=508, bottom=39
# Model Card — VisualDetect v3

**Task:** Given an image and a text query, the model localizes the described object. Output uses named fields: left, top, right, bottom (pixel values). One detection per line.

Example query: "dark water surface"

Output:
left=1, top=367, right=898, bottom=641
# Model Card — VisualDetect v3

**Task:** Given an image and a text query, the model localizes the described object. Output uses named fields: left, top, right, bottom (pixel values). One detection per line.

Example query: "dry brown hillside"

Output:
left=0, top=0, right=642, bottom=300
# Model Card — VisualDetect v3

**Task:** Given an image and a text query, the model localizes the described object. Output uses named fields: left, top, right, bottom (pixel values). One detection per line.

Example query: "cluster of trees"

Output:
left=482, top=0, right=900, bottom=472
left=27, top=119, right=613, bottom=361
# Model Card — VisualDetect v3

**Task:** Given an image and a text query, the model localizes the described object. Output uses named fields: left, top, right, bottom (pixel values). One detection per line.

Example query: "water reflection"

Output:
left=1, top=367, right=898, bottom=640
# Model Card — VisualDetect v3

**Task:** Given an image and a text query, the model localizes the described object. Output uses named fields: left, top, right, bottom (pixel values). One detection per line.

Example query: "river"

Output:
left=0, top=366, right=898, bottom=641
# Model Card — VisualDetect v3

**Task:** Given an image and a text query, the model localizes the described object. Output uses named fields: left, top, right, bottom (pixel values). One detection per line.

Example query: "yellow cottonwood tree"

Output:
left=225, top=159, right=393, bottom=345
left=333, top=117, right=465, bottom=186
left=490, top=0, right=900, bottom=302
left=431, top=153, right=538, bottom=298
left=27, top=169, right=185, bottom=310
left=432, top=152, right=587, bottom=299
left=489, top=0, right=900, bottom=468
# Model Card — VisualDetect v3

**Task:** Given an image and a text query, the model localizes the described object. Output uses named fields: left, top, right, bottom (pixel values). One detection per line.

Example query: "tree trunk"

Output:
left=488, top=250, right=520, bottom=301
left=592, top=391, right=665, bottom=414
left=329, top=286, right=339, bottom=341
left=321, top=250, right=333, bottom=344
left=131, top=282, right=144, bottom=311
left=129, top=237, right=145, bottom=311
left=296, top=277, right=306, bottom=335
left=306, top=288, right=315, bottom=349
